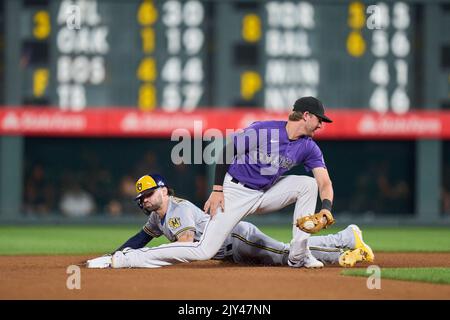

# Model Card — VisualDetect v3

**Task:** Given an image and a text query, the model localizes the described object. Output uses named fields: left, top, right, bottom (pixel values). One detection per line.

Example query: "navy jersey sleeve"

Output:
left=143, top=214, right=163, bottom=238
left=114, top=229, right=153, bottom=253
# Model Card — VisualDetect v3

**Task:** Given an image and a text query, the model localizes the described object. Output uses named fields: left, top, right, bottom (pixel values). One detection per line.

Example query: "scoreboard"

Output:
left=12, top=0, right=450, bottom=113
left=214, top=0, right=417, bottom=112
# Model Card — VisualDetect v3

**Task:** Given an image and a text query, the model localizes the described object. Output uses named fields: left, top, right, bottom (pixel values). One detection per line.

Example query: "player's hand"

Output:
left=204, top=191, right=225, bottom=217
left=86, top=254, right=112, bottom=268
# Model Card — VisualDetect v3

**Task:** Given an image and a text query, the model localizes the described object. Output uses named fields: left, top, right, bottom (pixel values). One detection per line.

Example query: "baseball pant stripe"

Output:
left=231, top=233, right=289, bottom=255
left=309, top=246, right=342, bottom=253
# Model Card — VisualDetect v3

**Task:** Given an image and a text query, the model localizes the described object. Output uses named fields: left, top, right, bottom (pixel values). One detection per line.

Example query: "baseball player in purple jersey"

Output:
left=108, top=97, right=360, bottom=268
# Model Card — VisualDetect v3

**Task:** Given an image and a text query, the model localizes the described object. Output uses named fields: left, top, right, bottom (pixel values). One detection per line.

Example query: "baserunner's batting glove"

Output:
left=296, top=209, right=335, bottom=234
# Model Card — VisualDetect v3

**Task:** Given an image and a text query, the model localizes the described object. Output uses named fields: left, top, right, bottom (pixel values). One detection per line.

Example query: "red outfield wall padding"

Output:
left=0, top=107, right=449, bottom=139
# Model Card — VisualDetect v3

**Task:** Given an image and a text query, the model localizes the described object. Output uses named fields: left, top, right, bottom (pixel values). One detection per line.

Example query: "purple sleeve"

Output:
left=214, top=122, right=261, bottom=186
left=231, top=122, right=260, bottom=156
left=303, top=141, right=326, bottom=172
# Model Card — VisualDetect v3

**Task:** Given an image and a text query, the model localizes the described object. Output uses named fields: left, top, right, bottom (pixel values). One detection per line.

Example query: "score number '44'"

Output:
left=160, top=57, right=203, bottom=111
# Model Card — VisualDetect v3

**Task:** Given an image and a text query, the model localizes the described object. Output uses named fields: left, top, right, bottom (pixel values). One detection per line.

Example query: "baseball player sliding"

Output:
left=87, top=173, right=374, bottom=268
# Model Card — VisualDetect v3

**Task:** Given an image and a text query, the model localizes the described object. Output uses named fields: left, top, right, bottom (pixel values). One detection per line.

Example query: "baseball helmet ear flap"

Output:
left=134, top=174, right=168, bottom=215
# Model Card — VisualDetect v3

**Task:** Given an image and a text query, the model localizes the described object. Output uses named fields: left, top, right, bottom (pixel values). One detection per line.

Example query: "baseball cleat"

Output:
left=338, top=224, right=375, bottom=268
left=339, top=248, right=365, bottom=267
left=288, top=254, right=324, bottom=269
left=86, top=255, right=112, bottom=268
left=303, top=254, right=324, bottom=268
left=349, top=224, right=375, bottom=262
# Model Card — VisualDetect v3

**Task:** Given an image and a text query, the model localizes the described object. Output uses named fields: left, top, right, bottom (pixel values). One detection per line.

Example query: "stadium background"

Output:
left=0, top=0, right=449, bottom=227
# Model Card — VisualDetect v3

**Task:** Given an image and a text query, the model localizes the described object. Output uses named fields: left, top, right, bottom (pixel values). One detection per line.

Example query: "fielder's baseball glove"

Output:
left=296, top=209, right=335, bottom=234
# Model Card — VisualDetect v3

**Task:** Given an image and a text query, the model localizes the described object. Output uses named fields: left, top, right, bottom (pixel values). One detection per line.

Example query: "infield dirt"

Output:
left=1, top=253, right=449, bottom=299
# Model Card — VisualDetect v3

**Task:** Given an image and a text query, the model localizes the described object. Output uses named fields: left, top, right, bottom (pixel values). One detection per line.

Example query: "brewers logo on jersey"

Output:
left=168, top=217, right=181, bottom=229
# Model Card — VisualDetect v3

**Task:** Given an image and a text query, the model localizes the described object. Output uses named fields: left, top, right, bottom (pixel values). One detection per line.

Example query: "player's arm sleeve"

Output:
left=214, top=124, right=259, bottom=185
left=169, top=207, right=196, bottom=241
left=112, top=214, right=163, bottom=253
left=113, top=229, right=153, bottom=253
left=303, top=142, right=327, bottom=172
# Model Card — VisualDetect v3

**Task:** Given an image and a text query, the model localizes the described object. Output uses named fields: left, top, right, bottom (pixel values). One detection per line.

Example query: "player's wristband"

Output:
left=212, top=190, right=223, bottom=193
left=321, top=199, right=333, bottom=212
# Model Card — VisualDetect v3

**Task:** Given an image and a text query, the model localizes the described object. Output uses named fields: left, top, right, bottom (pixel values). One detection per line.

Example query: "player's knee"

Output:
left=303, top=176, right=318, bottom=193
left=232, top=221, right=254, bottom=236
left=292, top=175, right=317, bottom=195
left=235, top=221, right=251, bottom=231
left=309, top=176, right=318, bottom=189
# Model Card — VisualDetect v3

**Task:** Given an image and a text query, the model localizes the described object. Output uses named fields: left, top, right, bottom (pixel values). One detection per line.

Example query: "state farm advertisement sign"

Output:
left=1, top=107, right=449, bottom=139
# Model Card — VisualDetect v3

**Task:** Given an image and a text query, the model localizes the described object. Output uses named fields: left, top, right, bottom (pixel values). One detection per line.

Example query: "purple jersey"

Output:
left=227, top=120, right=326, bottom=190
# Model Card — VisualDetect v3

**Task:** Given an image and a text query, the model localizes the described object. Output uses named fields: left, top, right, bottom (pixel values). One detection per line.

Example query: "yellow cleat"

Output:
left=350, top=224, right=375, bottom=262
left=339, top=248, right=365, bottom=267
left=338, top=224, right=375, bottom=267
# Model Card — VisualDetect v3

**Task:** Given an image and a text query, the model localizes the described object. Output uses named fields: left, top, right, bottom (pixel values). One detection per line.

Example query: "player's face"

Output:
left=141, top=188, right=163, bottom=212
left=305, top=113, right=323, bottom=137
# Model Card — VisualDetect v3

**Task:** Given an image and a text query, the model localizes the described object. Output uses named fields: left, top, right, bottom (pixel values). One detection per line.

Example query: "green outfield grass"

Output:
left=341, top=268, right=450, bottom=285
left=0, top=226, right=169, bottom=255
left=0, top=225, right=449, bottom=255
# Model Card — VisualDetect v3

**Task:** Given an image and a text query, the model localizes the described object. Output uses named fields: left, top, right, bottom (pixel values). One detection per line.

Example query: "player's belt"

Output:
left=230, top=177, right=258, bottom=190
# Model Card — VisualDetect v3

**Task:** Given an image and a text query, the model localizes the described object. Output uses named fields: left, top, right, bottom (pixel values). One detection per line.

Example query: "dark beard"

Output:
left=145, top=203, right=160, bottom=212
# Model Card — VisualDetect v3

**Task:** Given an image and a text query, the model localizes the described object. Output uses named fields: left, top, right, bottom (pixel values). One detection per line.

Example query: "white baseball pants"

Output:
left=228, top=222, right=359, bottom=266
